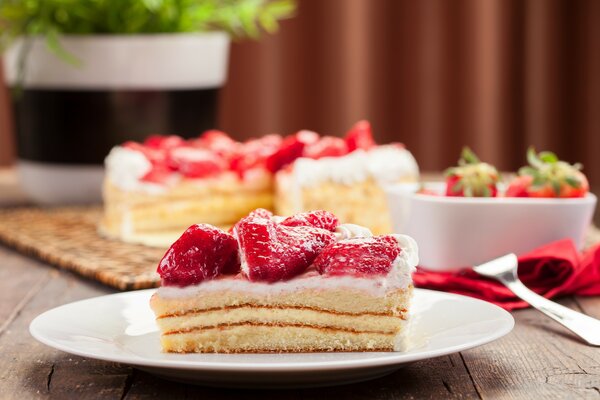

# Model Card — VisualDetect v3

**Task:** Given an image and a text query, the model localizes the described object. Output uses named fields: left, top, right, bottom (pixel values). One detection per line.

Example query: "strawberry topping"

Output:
left=167, top=147, right=226, bottom=178
left=313, top=235, right=401, bottom=277
left=230, top=134, right=283, bottom=176
left=345, top=120, right=376, bottom=152
left=194, top=130, right=239, bottom=159
left=280, top=210, right=339, bottom=232
left=236, top=213, right=336, bottom=282
left=144, top=135, right=185, bottom=150
left=304, top=136, right=348, bottom=159
left=157, top=224, right=240, bottom=287
left=265, top=130, right=319, bottom=172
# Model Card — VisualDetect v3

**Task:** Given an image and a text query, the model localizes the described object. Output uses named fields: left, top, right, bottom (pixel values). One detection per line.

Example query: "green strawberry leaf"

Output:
left=527, top=147, right=544, bottom=169
left=464, top=186, right=474, bottom=197
left=481, top=186, right=491, bottom=197
left=564, top=176, right=581, bottom=188
left=461, top=147, right=480, bottom=165
left=539, top=151, right=558, bottom=164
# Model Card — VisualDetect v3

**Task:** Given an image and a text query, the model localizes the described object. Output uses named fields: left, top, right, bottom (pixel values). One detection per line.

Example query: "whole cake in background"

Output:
left=150, top=209, right=419, bottom=353
left=100, top=121, right=419, bottom=246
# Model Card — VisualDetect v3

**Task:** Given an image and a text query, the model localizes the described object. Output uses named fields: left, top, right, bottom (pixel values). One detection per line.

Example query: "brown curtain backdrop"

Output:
left=219, top=0, right=600, bottom=188
left=1, top=0, right=599, bottom=190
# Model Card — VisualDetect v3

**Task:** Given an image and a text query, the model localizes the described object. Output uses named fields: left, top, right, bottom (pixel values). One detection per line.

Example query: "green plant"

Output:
left=0, top=0, right=296, bottom=58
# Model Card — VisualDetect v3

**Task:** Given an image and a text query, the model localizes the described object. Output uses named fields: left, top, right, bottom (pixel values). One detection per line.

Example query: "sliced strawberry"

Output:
left=236, top=213, right=336, bottom=282
left=229, top=208, right=274, bottom=235
left=280, top=210, right=339, bottom=232
left=313, top=235, right=401, bottom=277
left=194, top=130, right=239, bottom=159
left=304, top=136, right=348, bottom=159
left=144, top=135, right=185, bottom=150
left=140, top=165, right=172, bottom=184
left=265, top=130, right=319, bottom=172
left=157, top=224, right=240, bottom=287
left=345, top=120, right=376, bottom=152
left=507, top=147, right=589, bottom=198
left=123, top=141, right=166, bottom=165
left=230, top=134, right=283, bottom=176
left=444, top=147, right=499, bottom=197
left=168, top=146, right=226, bottom=178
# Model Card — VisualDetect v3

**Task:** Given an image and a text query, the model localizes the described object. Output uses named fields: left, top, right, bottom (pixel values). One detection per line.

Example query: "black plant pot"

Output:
left=3, top=33, right=230, bottom=204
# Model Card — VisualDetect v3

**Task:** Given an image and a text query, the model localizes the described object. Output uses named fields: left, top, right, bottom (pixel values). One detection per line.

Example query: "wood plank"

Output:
left=0, top=250, right=132, bottom=400
left=574, top=296, right=600, bottom=320
left=0, top=245, right=50, bottom=335
left=460, top=297, right=600, bottom=399
left=123, top=353, right=480, bottom=399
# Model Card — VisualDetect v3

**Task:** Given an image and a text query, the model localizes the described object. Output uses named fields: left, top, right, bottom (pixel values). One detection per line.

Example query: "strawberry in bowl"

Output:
left=444, top=147, right=500, bottom=197
left=506, top=147, right=589, bottom=198
left=385, top=146, right=596, bottom=271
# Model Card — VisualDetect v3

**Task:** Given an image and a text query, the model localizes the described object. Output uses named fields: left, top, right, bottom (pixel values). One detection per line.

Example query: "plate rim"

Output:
left=29, top=288, right=514, bottom=372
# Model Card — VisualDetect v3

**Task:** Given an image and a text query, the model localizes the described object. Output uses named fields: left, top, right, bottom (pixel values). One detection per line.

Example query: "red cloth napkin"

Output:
left=413, top=239, right=600, bottom=310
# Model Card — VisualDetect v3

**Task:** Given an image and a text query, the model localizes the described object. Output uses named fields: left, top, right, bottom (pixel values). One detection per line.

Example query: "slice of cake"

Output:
left=100, top=132, right=280, bottom=246
left=274, top=121, right=419, bottom=234
left=150, top=209, right=419, bottom=353
left=101, top=121, right=419, bottom=246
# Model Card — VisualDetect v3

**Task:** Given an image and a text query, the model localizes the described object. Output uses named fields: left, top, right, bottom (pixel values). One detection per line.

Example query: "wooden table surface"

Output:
left=2, top=169, right=600, bottom=399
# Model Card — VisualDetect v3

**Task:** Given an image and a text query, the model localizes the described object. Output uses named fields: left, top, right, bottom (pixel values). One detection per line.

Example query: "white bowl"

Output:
left=385, top=182, right=597, bottom=271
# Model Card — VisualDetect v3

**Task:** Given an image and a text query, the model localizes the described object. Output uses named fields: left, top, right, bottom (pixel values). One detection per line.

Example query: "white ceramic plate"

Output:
left=30, top=288, right=514, bottom=388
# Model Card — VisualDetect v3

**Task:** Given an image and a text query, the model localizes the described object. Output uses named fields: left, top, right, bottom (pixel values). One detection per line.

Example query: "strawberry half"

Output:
left=280, top=210, right=339, bottom=232
left=194, top=130, right=239, bottom=159
left=444, top=147, right=499, bottom=197
left=168, top=146, right=226, bottom=178
left=304, top=136, right=348, bottom=159
left=157, top=224, right=240, bottom=287
left=144, top=135, right=185, bottom=150
left=265, top=130, right=319, bottom=172
left=230, top=134, right=283, bottom=176
left=313, top=235, right=401, bottom=277
left=345, top=120, right=376, bottom=152
left=236, top=213, right=336, bottom=282
left=507, top=147, right=589, bottom=198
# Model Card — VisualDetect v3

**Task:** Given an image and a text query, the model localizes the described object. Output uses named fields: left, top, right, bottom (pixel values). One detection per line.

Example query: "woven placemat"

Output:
left=0, top=206, right=162, bottom=290
left=0, top=206, right=599, bottom=291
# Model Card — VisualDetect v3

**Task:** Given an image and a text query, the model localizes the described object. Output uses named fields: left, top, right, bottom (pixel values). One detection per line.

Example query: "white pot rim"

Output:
left=3, top=31, right=230, bottom=89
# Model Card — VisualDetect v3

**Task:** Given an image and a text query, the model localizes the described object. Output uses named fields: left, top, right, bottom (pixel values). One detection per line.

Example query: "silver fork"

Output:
left=474, top=253, right=600, bottom=346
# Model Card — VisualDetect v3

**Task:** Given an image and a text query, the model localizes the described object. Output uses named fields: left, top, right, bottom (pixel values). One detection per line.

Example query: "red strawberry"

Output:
left=314, top=235, right=401, bottom=277
left=229, top=208, right=274, bottom=236
left=505, top=175, right=532, bottom=197
left=304, top=136, right=348, bottom=159
left=506, top=147, right=589, bottom=198
left=345, top=120, right=376, bottom=152
left=168, top=146, right=226, bottom=178
left=265, top=130, right=319, bottom=172
left=123, top=141, right=166, bottom=165
left=144, top=135, right=185, bottom=150
left=444, top=147, right=499, bottom=197
left=230, top=134, right=283, bottom=176
left=194, top=130, right=239, bottom=159
left=157, top=224, right=240, bottom=287
left=280, top=210, right=339, bottom=232
left=236, top=213, right=336, bottom=282
left=140, top=165, right=172, bottom=184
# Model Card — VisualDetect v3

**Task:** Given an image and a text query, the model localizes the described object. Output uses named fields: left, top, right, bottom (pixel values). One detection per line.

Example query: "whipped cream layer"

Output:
left=158, top=232, right=419, bottom=299
left=105, top=146, right=166, bottom=194
left=290, top=145, right=419, bottom=187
